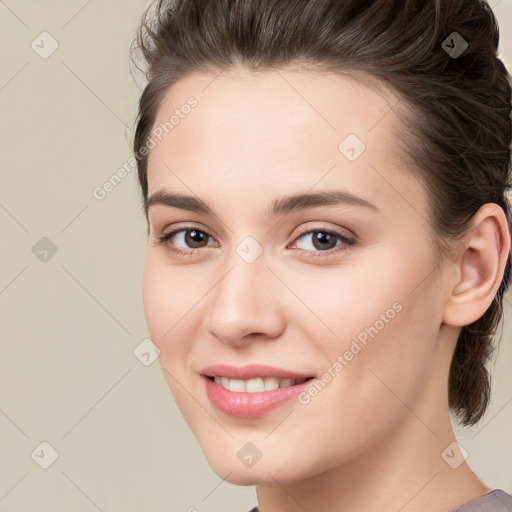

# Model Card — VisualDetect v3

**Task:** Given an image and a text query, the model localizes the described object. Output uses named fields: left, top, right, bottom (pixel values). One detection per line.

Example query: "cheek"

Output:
left=282, top=289, right=440, bottom=472
left=306, top=247, right=440, bottom=395
left=142, top=260, right=169, bottom=341
left=142, top=253, right=194, bottom=361
left=142, top=255, right=198, bottom=414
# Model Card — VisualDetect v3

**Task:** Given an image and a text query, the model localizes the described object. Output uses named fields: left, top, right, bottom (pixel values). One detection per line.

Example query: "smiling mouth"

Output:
left=205, top=375, right=315, bottom=393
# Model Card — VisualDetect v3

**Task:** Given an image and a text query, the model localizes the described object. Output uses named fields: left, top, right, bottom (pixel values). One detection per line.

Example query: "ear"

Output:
left=442, top=203, right=511, bottom=327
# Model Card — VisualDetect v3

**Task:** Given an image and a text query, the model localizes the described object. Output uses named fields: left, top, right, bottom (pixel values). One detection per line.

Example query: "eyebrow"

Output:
left=145, top=188, right=379, bottom=218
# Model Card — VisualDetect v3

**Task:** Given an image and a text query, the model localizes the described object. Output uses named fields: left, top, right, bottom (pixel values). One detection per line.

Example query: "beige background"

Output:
left=0, top=1, right=511, bottom=511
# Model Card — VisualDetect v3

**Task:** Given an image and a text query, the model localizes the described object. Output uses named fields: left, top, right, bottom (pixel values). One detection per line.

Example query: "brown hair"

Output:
left=131, top=0, right=512, bottom=427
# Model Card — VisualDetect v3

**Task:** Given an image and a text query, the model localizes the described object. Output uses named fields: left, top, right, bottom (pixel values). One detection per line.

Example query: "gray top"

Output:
left=247, top=489, right=512, bottom=512
left=450, top=490, right=512, bottom=512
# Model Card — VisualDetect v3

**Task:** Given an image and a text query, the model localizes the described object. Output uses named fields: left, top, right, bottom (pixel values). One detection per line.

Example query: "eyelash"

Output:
left=153, top=225, right=356, bottom=258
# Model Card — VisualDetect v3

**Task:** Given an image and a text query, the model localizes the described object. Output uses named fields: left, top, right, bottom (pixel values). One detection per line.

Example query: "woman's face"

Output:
left=143, top=69, right=450, bottom=484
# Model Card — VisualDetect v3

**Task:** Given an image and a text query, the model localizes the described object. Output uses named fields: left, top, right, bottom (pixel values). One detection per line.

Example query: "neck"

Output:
left=256, top=417, right=489, bottom=512
left=255, top=339, right=490, bottom=512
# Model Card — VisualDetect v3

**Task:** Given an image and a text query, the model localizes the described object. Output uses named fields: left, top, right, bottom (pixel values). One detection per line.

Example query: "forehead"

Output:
left=146, top=68, right=427, bottom=219
left=150, top=68, right=400, bottom=151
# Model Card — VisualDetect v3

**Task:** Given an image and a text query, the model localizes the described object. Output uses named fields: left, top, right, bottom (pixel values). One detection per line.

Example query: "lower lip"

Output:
left=203, top=375, right=314, bottom=418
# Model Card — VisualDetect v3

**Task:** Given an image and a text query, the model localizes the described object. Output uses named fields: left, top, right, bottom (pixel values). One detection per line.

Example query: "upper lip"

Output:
left=201, top=364, right=315, bottom=380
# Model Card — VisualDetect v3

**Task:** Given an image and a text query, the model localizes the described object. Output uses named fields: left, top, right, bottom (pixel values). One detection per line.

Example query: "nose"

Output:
left=205, top=252, right=286, bottom=347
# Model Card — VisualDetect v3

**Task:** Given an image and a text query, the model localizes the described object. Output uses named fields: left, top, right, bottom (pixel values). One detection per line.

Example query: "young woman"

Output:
left=131, top=1, right=512, bottom=510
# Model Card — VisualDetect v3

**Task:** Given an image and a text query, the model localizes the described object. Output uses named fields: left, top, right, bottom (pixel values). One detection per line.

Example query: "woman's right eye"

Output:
left=154, top=227, right=216, bottom=256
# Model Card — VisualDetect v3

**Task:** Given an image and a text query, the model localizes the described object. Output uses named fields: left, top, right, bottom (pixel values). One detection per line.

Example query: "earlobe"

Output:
left=443, top=203, right=511, bottom=327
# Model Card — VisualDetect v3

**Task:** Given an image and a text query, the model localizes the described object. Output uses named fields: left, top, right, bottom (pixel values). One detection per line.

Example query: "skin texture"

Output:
left=142, top=68, right=510, bottom=512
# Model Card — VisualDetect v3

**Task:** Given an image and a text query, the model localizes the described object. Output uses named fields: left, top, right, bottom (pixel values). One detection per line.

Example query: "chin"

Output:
left=208, top=461, right=295, bottom=486
left=201, top=442, right=321, bottom=486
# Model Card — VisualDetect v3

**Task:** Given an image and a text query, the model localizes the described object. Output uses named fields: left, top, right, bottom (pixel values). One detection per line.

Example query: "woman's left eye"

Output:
left=290, top=227, right=356, bottom=255
left=153, top=226, right=356, bottom=257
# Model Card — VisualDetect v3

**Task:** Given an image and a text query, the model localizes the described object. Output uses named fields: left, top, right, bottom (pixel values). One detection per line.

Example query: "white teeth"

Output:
left=264, top=377, right=280, bottom=391
left=245, top=377, right=264, bottom=392
left=213, top=376, right=307, bottom=392
left=228, top=379, right=245, bottom=392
